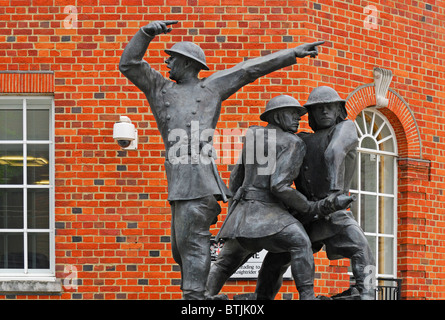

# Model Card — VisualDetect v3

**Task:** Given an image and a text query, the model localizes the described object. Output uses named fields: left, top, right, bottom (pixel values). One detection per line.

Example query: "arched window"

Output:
left=350, top=108, right=398, bottom=278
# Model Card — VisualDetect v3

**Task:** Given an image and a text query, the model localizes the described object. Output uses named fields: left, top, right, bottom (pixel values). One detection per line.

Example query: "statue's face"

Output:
left=310, top=103, right=342, bottom=130
left=278, top=109, right=301, bottom=133
left=165, top=53, right=190, bottom=82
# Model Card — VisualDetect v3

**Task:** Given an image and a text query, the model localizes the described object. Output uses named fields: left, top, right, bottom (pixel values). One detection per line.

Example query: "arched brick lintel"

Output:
left=345, top=83, right=423, bottom=159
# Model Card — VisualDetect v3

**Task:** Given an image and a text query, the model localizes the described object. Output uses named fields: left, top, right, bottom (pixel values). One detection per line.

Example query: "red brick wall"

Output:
left=0, top=0, right=444, bottom=300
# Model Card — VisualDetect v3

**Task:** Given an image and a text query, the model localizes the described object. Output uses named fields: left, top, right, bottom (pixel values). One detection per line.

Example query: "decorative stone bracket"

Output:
left=373, top=67, right=393, bottom=108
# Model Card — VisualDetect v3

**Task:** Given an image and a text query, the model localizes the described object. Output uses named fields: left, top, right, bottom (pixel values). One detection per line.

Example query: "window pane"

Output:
left=377, top=124, right=395, bottom=153
left=27, top=144, right=50, bottom=185
left=27, top=99, right=50, bottom=141
left=379, top=237, right=394, bottom=275
left=0, top=233, right=24, bottom=269
left=355, top=113, right=366, bottom=136
left=360, top=153, right=377, bottom=192
left=27, top=189, right=49, bottom=229
left=366, top=235, right=376, bottom=260
left=361, top=136, right=378, bottom=150
left=379, top=196, right=394, bottom=235
left=0, top=189, right=23, bottom=229
left=361, top=194, right=376, bottom=233
left=379, top=155, right=394, bottom=194
left=371, top=111, right=384, bottom=134
left=0, top=144, right=24, bottom=184
left=0, top=99, right=23, bottom=140
left=28, top=233, right=50, bottom=269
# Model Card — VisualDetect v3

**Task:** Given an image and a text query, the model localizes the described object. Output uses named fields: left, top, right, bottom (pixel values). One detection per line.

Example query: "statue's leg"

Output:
left=259, top=222, right=315, bottom=300
left=255, top=252, right=291, bottom=300
left=206, top=238, right=253, bottom=297
left=325, top=225, right=376, bottom=300
left=172, top=196, right=221, bottom=300
left=170, top=201, right=184, bottom=289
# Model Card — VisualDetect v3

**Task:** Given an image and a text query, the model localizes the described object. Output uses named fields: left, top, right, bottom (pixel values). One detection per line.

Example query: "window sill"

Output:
left=0, top=279, right=62, bottom=294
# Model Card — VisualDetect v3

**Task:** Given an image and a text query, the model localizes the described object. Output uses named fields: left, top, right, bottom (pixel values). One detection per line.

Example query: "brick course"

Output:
left=0, top=0, right=444, bottom=300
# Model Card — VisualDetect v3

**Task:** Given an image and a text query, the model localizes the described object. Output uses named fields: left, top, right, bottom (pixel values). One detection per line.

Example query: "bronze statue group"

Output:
left=120, top=20, right=375, bottom=300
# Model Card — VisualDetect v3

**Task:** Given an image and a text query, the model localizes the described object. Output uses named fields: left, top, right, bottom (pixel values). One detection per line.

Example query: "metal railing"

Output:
left=375, top=278, right=402, bottom=300
left=348, top=276, right=402, bottom=300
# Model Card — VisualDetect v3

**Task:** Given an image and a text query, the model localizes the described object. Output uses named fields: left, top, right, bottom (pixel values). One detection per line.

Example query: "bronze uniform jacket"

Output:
left=296, top=120, right=360, bottom=244
left=218, top=125, right=315, bottom=240
left=119, top=28, right=298, bottom=201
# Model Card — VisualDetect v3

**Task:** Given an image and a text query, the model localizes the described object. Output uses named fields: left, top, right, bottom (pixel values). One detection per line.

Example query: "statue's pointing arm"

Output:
left=119, top=21, right=178, bottom=93
left=205, top=41, right=325, bottom=101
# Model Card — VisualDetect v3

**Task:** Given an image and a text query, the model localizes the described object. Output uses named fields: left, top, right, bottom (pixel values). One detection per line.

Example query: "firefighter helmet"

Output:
left=260, top=95, right=307, bottom=121
left=304, top=86, right=346, bottom=109
left=165, top=41, right=209, bottom=71
left=304, top=86, right=348, bottom=130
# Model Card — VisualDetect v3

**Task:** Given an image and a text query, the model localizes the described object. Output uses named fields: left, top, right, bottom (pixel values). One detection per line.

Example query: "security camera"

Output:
left=117, top=139, right=132, bottom=148
left=113, top=116, right=138, bottom=150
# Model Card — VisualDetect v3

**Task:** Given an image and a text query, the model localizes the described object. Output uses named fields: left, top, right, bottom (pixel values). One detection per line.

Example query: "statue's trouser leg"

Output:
left=206, top=239, right=254, bottom=297
left=255, top=252, right=291, bottom=300
left=325, top=225, right=376, bottom=300
left=170, top=196, right=221, bottom=300
left=251, top=222, right=315, bottom=300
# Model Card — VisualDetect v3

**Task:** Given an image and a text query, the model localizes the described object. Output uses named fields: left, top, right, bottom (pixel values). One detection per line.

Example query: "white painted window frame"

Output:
left=0, top=95, right=55, bottom=281
left=350, top=108, right=398, bottom=279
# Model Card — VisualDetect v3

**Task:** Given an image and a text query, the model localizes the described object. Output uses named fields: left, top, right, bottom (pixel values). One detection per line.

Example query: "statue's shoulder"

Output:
left=333, top=120, right=358, bottom=139
left=287, top=131, right=303, bottom=142
left=297, top=131, right=313, bottom=142
left=337, top=119, right=355, bottom=129
left=297, top=131, right=312, bottom=137
left=276, top=132, right=305, bottom=153
left=241, top=125, right=264, bottom=143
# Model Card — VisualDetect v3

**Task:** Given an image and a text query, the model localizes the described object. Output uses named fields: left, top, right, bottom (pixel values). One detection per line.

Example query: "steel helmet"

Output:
left=260, top=95, right=307, bottom=121
left=304, top=86, right=348, bottom=130
left=304, top=86, right=346, bottom=109
left=165, top=41, right=209, bottom=71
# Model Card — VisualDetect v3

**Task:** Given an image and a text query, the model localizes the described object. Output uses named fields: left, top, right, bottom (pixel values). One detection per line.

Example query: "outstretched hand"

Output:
left=294, top=40, right=325, bottom=59
left=142, top=20, right=179, bottom=37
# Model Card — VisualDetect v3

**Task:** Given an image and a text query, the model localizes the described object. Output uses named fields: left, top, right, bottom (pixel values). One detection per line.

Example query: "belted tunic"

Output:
left=218, top=125, right=314, bottom=240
